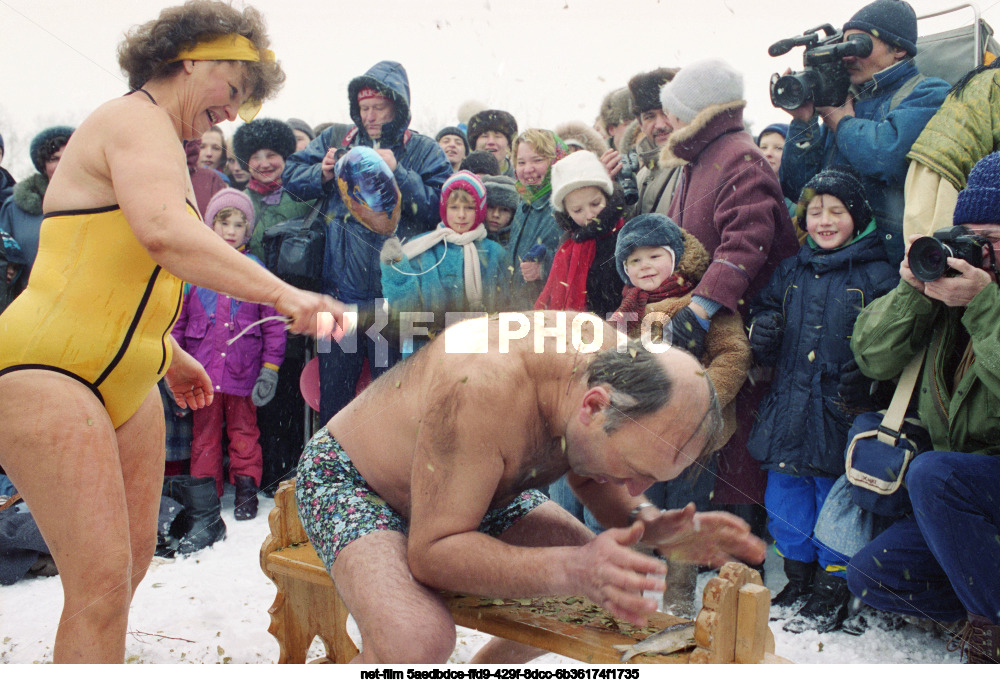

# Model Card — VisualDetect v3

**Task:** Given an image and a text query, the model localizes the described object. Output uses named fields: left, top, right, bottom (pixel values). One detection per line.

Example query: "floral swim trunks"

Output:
left=296, top=427, right=549, bottom=573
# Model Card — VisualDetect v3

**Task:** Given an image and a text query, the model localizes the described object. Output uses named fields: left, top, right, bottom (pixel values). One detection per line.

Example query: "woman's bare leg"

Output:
left=0, top=372, right=158, bottom=662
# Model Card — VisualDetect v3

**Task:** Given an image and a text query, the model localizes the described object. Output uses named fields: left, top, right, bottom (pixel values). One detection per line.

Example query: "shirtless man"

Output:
left=296, top=312, right=766, bottom=663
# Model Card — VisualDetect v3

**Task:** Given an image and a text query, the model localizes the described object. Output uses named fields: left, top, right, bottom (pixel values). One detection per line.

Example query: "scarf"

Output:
left=535, top=219, right=623, bottom=312
left=612, top=274, right=694, bottom=336
left=400, top=224, right=489, bottom=308
left=515, top=135, right=569, bottom=205
left=248, top=178, right=283, bottom=205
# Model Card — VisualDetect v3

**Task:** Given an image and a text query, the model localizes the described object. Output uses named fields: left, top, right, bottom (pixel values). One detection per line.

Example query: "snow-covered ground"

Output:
left=0, top=486, right=962, bottom=665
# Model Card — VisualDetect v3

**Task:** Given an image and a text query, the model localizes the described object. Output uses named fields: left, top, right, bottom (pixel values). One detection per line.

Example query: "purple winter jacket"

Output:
left=172, top=256, right=286, bottom=397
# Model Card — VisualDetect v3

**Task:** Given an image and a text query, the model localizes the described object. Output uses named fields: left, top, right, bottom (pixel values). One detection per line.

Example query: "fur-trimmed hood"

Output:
left=554, top=121, right=609, bottom=158
left=12, top=173, right=48, bottom=216
left=659, top=100, right=746, bottom=170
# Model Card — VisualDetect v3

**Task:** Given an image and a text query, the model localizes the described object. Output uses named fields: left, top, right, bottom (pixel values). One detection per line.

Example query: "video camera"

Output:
left=768, top=25, right=873, bottom=110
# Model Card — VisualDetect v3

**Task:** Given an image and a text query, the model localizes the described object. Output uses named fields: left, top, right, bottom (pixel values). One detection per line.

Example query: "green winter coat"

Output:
left=245, top=188, right=316, bottom=262
left=502, top=193, right=562, bottom=309
left=907, top=69, right=1000, bottom=191
left=851, top=280, right=1000, bottom=456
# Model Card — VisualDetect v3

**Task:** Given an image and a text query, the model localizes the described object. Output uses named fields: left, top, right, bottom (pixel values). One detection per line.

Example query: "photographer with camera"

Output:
left=600, top=68, right=680, bottom=218
left=845, top=152, right=1000, bottom=661
left=775, top=0, right=950, bottom=266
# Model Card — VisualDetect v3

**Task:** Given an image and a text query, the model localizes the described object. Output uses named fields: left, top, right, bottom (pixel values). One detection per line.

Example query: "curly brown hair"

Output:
left=117, top=0, right=284, bottom=105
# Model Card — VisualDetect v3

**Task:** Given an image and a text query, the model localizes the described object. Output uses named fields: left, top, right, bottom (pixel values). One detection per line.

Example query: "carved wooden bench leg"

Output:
left=266, top=574, right=359, bottom=663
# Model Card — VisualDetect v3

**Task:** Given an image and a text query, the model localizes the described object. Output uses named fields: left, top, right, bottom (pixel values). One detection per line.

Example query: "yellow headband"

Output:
left=172, top=34, right=275, bottom=122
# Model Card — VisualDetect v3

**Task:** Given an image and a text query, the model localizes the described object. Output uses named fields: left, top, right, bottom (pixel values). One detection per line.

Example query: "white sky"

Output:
left=2, top=0, right=999, bottom=179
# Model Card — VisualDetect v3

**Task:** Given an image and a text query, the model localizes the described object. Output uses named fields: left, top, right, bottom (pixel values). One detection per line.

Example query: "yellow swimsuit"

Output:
left=0, top=204, right=187, bottom=428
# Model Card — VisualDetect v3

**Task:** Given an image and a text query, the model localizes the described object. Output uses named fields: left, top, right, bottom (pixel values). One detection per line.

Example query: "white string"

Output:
left=225, top=315, right=290, bottom=345
left=388, top=238, right=449, bottom=276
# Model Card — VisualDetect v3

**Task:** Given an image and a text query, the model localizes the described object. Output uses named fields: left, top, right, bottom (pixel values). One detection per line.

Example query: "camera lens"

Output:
left=908, top=236, right=952, bottom=282
left=771, top=75, right=808, bottom=110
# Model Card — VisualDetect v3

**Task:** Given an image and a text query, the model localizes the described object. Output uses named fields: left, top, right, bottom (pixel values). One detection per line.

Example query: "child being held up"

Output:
left=745, top=167, right=898, bottom=634
left=172, top=188, right=287, bottom=522
left=611, top=213, right=752, bottom=617
left=380, top=171, right=507, bottom=354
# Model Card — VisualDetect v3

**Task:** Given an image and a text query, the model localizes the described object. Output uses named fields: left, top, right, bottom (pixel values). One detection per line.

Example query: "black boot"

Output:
left=841, top=596, right=906, bottom=636
left=783, top=570, right=850, bottom=634
left=177, top=476, right=226, bottom=555
left=770, top=558, right=816, bottom=621
left=948, top=613, right=1000, bottom=664
left=233, top=475, right=259, bottom=521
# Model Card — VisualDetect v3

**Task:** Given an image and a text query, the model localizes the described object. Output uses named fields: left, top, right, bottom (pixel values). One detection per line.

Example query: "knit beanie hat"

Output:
left=953, top=151, right=1000, bottom=225
left=467, top=110, right=518, bottom=148
left=600, top=87, right=635, bottom=127
left=627, top=68, right=678, bottom=117
left=756, top=122, right=789, bottom=146
left=436, top=126, right=470, bottom=155
left=660, top=60, right=744, bottom=124
left=796, top=166, right=873, bottom=235
left=460, top=150, right=501, bottom=176
left=204, top=188, right=256, bottom=242
left=550, top=150, right=614, bottom=212
left=440, top=170, right=488, bottom=229
left=482, top=174, right=519, bottom=211
left=286, top=118, right=315, bottom=142
left=843, top=0, right=918, bottom=56
left=615, top=213, right=686, bottom=283
left=232, top=118, right=297, bottom=171
left=29, top=126, right=74, bottom=174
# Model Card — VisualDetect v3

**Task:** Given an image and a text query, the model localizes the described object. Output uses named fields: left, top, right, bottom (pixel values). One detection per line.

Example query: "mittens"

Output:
left=667, top=306, right=709, bottom=357
left=251, top=366, right=280, bottom=407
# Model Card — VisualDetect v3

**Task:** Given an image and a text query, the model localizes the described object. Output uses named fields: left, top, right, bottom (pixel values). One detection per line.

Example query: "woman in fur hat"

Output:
left=0, top=126, right=73, bottom=280
left=658, top=58, right=799, bottom=539
left=233, top=116, right=316, bottom=261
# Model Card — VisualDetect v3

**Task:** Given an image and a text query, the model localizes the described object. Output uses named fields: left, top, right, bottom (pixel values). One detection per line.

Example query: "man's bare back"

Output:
left=328, top=312, right=605, bottom=517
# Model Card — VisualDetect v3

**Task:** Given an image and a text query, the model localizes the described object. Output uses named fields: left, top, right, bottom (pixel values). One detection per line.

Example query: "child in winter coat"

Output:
left=611, top=213, right=752, bottom=616
left=380, top=171, right=507, bottom=354
left=171, top=189, right=287, bottom=522
left=535, top=150, right=624, bottom=318
left=746, top=167, right=899, bottom=634
left=482, top=174, right=518, bottom=247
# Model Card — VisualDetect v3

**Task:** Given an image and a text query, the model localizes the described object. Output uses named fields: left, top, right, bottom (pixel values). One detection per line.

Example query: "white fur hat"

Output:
left=659, top=59, right=744, bottom=124
left=550, top=150, right=614, bottom=212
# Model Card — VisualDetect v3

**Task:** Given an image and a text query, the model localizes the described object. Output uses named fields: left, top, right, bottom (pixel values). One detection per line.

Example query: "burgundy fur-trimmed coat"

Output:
left=660, top=102, right=797, bottom=505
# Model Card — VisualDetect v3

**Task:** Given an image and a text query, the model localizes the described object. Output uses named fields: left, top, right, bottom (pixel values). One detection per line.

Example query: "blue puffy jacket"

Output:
left=282, top=61, right=452, bottom=304
left=780, top=61, right=950, bottom=264
left=746, top=223, right=899, bottom=478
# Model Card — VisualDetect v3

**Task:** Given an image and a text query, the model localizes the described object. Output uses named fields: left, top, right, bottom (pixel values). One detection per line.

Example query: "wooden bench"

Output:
left=260, top=479, right=790, bottom=664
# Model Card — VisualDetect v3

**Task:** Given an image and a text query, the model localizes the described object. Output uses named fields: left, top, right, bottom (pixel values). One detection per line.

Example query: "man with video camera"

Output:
left=844, top=152, right=1000, bottom=661
left=777, top=0, right=949, bottom=265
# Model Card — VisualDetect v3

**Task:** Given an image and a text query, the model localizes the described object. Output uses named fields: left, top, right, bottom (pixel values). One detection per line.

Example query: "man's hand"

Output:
left=600, top=149, right=622, bottom=180
left=321, top=147, right=339, bottom=183
left=817, top=95, right=855, bottom=132
left=376, top=149, right=398, bottom=172
left=923, top=257, right=993, bottom=307
left=567, top=523, right=667, bottom=626
left=642, top=503, right=766, bottom=568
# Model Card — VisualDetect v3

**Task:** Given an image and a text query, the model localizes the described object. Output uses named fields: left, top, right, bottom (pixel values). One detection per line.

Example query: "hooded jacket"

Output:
left=282, top=61, right=452, bottom=304
left=661, top=101, right=798, bottom=315
left=171, top=253, right=287, bottom=397
left=746, top=224, right=899, bottom=477
left=0, top=173, right=49, bottom=272
left=780, top=60, right=950, bottom=264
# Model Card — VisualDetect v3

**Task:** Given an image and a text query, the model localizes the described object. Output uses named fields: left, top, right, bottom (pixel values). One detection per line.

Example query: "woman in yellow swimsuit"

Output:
left=0, top=1, right=346, bottom=662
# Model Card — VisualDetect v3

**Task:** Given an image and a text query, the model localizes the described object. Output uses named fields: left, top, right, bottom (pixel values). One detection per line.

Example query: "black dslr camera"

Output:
left=617, top=151, right=642, bottom=205
left=769, top=25, right=873, bottom=110
left=908, top=225, right=997, bottom=282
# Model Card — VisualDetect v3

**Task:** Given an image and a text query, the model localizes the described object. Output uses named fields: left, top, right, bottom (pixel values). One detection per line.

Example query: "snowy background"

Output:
left=2, top=0, right=1000, bottom=180
left=0, top=486, right=965, bottom=666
